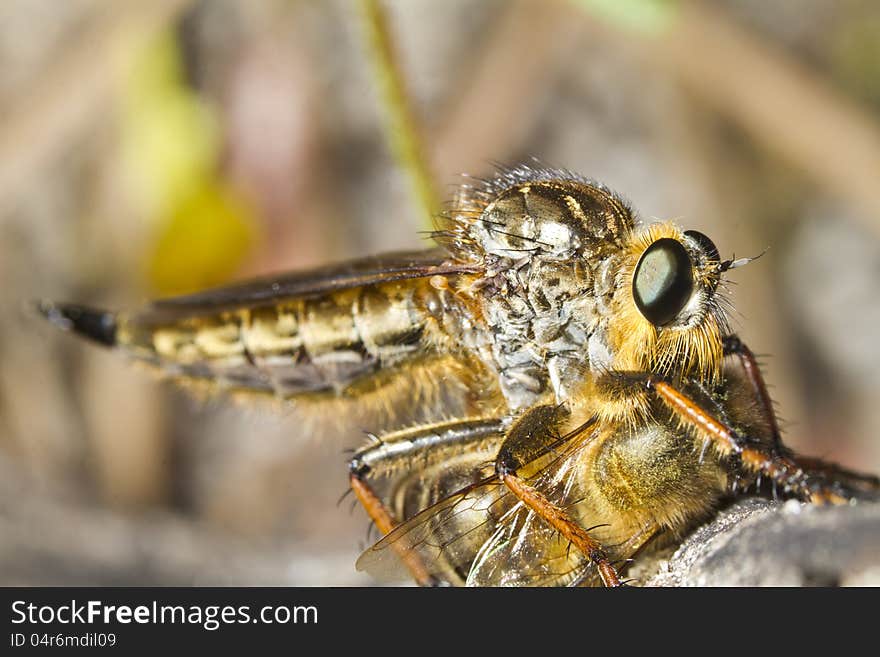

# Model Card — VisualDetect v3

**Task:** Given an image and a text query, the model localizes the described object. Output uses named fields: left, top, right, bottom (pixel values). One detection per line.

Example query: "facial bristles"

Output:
left=608, top=222, right=729, bottom=385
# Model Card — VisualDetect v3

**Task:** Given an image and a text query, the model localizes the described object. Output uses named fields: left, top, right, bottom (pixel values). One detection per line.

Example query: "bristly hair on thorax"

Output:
left=431, top=162, right=733, bottom=392
left=431, top=161, right=636, bottom=264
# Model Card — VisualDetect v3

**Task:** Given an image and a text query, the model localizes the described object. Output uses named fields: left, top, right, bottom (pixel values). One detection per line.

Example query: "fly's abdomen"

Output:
left=112, top=280, right=459, bottom=397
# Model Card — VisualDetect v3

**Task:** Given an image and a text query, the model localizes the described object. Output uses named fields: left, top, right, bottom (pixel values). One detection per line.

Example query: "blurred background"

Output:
left=1, top=0, right=879, bottom=585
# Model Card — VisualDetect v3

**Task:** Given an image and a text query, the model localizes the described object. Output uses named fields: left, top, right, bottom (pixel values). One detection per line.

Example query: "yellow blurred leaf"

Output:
left=121, top=31, right=220, bottom=212
left=147, top=180, right=257, bottom=296
left=119, top=30, right=260, bottom=294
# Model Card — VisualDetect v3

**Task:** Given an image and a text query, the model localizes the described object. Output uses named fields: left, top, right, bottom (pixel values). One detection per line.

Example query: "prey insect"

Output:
left=38, top=163, right=880, bottom=586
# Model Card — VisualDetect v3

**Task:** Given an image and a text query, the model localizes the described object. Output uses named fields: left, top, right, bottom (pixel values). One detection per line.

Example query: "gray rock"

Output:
left=644, top=498, right=880, bottom=586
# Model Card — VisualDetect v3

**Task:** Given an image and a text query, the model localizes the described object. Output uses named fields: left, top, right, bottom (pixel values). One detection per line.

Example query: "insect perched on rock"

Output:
left=38, top=163, right=879, bottom=586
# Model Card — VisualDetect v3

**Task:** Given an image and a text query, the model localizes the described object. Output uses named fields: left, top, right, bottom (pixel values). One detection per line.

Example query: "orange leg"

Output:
left=786, top=456, right=880, bottom=492
left=349, top=417, right=505, bottom=586
left=499, top=471, right=622, bottom=587
left=349, top=472, right=440, bottom=587
left=724, top=336, right=878, bottom=494
left=600, top=371, right=863, bottom=506
left=493, top=405, right=622, bottom=587
left=723, top=335, right=783, bottom=450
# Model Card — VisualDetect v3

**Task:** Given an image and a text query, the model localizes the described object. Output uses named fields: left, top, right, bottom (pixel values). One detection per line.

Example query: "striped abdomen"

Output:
left=115, top=279, right=475, bottom=398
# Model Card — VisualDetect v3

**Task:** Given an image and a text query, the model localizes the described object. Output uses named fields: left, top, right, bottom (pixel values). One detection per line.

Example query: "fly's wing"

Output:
left=467, top=509, right=655, bottom=587
left=355, top=475, right=514, bottom=586
left=138, top=248, right=475, bottom=322
left=466, top=421, right=663, bottom=586
left=465, top=443, right=593, bottom=587
left=39, top=248, right=476, bottom=338
left=42, top=248, right=486, bottom=399
left=467, top=510, right=589, bottom=586
left=357, top=421, right=626, bottom=587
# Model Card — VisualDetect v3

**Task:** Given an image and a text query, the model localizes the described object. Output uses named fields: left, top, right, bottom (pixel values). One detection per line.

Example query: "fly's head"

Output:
left=437, top=164, right=740, bottom=404
left=608, top=223, right=732, bottom=384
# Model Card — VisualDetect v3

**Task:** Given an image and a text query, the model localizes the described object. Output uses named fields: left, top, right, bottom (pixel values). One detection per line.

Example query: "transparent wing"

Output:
left=355, top=475, right=514, bottom=585
left=135, top=248, right=481, bottom=322
left=466, top=443, right=596, bottom=587
left=357, top=422, right=621, bottom=587
left=467, top=511, right=591, bottom=587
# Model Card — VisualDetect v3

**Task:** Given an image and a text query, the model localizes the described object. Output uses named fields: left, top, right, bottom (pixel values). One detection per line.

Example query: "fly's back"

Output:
left=38, top=261, right=497, bottom=417
left=438, top=166, right=637, bottom=409
left=124, top=278, right=485, bottom=398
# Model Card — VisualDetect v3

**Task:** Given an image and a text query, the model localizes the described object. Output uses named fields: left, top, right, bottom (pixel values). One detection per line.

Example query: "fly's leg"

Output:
left=493, top=405, right=623, bottom=587
left=347, top=475, right=434, bottom=584
left=787, top=456, right=880, bottom=493
left=654, top=378, right=852, bottom=504
left=722, top=335, right=783, bottom=450
left=349, top=417, right=505, bottom=586
left=722, top=336, right=879, bottom=494
left=600, top=371, right=861, bottom=505
left=498, top=473, right=623, bottom=587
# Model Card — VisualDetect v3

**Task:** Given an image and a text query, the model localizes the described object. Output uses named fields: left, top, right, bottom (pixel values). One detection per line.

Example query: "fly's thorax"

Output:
left=443, top=168, right=637, bottom=410
left=465, top=181, right=629, bottom=259
left=605, top=222, right=729, bottom=384
left=444, top=169, right=633, bottom=263
left=466, top=251, right=620, bottom=410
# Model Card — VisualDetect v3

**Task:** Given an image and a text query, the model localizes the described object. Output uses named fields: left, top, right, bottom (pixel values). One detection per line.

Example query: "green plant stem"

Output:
left=358, top=0, right=440, bottom=230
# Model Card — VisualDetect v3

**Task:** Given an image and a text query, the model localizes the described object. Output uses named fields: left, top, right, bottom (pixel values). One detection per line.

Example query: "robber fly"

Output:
left=38, top=163, right=879, bottom=586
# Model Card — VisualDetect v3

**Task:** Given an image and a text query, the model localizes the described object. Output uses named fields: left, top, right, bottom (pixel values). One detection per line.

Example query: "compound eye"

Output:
left=633, top=238, right=694, bottom=326
left=684, top=230, right=720, bottom=264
